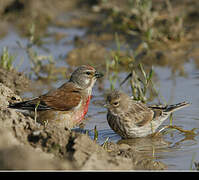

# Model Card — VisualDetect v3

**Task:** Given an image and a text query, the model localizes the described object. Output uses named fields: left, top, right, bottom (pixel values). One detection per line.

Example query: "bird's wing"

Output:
left=39, top=82, right=82, bottom=111
left=147, top=101, right=190, bottom=117
left=9, top=82, right=82, bottom=111
left=127, top=101, right=154, bottom=127
left=127, top=101, right=189, bottom=127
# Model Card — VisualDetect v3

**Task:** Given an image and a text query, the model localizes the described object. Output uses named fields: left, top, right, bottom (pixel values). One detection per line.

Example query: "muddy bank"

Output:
left=0, top=0, right=81, bottom=37
left=62, top=0, right=199, bottom=75
left=0, top=72, right=166, bottom=170
left=0, top=67, right=30, bottom=95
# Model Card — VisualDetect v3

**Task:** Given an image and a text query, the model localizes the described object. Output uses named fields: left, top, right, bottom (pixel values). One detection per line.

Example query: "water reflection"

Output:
left=117, top=135, right=171, bottom=154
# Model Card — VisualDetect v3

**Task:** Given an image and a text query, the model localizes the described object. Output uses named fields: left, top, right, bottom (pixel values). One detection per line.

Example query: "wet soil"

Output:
left=0, top=67, right=30, bottom=95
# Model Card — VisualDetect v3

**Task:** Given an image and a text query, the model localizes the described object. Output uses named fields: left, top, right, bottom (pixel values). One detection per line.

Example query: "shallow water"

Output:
left=1, top=26, right=199, bottom=170
left=87, top=60, right=199, bottom=170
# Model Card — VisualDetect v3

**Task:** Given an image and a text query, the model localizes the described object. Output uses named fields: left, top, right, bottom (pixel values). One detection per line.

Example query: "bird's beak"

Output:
left=94, top=71, right=104, bottom=79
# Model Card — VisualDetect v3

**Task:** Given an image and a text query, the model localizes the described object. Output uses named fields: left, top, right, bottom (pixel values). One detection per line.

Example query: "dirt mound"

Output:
left=0, top=68, right=30, bottom=95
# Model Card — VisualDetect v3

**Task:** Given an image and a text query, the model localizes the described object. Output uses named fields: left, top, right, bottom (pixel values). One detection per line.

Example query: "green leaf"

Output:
left=94, top=125, right=98, bottom=141
left=147, top=67, right=154, bottom=81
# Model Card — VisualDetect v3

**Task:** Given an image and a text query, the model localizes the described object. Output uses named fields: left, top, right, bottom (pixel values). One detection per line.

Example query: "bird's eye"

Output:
left=113, top=102, right=119, bottom=106
left=86, top=71, right=92, bottom=75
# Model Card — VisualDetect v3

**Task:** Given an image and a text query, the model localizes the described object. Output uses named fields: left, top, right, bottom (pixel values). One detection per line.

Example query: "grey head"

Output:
left=69, top=65, right=103, bottom=89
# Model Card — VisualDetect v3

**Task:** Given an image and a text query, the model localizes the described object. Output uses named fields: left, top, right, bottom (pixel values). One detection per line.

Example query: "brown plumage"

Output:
left=106, top=90, right=190, bottom=138
left=39, top=82, right=82, bottom=111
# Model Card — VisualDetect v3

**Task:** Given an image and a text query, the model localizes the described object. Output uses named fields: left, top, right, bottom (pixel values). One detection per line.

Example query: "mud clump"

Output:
left=0, top=0, right=86, bottom=37
left=0, top=68, right=30, bottom=95
left=66, top=42, right=109, bottom=69
left=0, top=81, right=166, bottom=170
left=0, top=128, right=74, bottom=170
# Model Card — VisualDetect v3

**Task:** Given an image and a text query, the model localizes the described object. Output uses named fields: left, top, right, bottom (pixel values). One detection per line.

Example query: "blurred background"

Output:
left=1, top=0, right=199, bottom=170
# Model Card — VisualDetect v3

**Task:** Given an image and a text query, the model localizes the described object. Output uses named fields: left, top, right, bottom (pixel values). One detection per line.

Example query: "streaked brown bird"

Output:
left=105, top=90, right=190, bottom=138
left=9, top=65, right=103, bottom=129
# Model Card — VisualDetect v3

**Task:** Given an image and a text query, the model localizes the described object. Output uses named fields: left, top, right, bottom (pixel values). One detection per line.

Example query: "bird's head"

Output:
left=69, top=65, right=103, bottom=90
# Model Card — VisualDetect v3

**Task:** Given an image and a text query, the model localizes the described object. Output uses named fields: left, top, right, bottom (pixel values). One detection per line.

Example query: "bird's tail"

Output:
left=8, top=98, right=50, bottom=111
left=8, top=100, right=31, bottom=110
left=164, top=101, right=190, bottom=113
left=148, top=101, right=190, bottom=113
